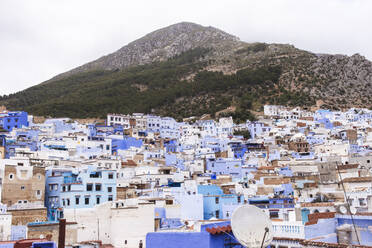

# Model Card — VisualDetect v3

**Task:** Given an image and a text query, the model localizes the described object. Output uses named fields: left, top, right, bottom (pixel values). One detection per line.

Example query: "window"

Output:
left=67, top=198, right=70, bottom=206
left=9, top=174, right=14, bottom=180
left=36, top=190, right=41, bottom=196
left=106, top=145, right=110, bottom=150
left=237, top=196, right=241, bottom=203
left=215, top=210, right=220, bottom=218
left=108, top=173, right=114, bottom=179
left=367, top=160, right=370, bottom=164
left=108, top=195, right=113, bottom=201
left=62, top=186, right=66, bottom=192
left=21, top=186, right=25, bottom=190
left=86, top=184, right=93, bottom=191
left=75, top=197, right=80, bottom=205
left=269, top=211, right=279, bottom=219
left=95, top=184, right=101, bottom=191
left=85, top=197, right=90, bottom=205
left=107, top=187, right=112, bottom=193
left=90, top=172, right=101, bottom=178
left=215, top=197, right=219, bottom=204
left=96, top=197, right=100, bottom=204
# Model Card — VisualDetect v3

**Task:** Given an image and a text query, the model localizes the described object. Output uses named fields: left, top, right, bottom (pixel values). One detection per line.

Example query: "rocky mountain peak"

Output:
left=55, top=22, right=241, bottom=78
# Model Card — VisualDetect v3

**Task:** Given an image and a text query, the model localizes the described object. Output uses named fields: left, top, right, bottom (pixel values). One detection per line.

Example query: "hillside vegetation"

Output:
left=1, top=48, right=313, bottom=121
left=1, top=22, right=372, bottom=119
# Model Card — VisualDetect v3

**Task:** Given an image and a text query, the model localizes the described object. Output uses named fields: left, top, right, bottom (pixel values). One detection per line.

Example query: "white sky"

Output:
left=1, top=0, right=371, bottom=95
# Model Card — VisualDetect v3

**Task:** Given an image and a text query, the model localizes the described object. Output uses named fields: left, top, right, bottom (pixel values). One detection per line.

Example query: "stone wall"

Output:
left=27, top=222, right=77, bottom=245
left=8, top=208, right=47, bottom=225
left=2, top=165, right=45, bottom=207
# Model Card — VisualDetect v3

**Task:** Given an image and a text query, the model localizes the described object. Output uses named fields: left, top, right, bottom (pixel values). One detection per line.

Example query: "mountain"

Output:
left=1, top=22, right=372, bottom=120
left=55, top=22, right=242, bottom=78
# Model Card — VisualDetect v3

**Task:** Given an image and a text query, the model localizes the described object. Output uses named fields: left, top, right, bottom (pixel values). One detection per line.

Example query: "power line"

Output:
left=336, top=162, right=360, bottom=245
left=209, top=221, right=239, bottom=243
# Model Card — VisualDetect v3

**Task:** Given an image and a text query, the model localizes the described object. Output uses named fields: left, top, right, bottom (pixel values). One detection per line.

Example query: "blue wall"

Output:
left=337, top=216, right=372, bottom=246
left=45, top=166, right=116, bottom=220
left=32, top=242, right=57, bottom=248
left=112, top=136, right=142, bottom=154
left=198, top=185, right=243, bottom=220
left=147, top=232, right=210, bottom=248
left=147, top=221, right=241, bottom=248
left=206, top=158, right=243, bottom=178
left=0, top=111, right=28, bottom=131
left=305, top=218, right=337, bottom=240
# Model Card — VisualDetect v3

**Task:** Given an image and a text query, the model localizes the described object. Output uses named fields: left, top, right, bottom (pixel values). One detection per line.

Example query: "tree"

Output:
left=233, top=130, right=251, bottom=139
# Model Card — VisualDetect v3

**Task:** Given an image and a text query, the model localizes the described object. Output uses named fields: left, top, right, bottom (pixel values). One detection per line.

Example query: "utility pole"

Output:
left=58, top=219, right=66, bottom=248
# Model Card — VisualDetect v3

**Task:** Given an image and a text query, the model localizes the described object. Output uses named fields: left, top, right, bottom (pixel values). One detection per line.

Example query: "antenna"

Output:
left=231, top=205, right=273, bottom=248
left=339, top=205, right=347, bottom=215
left=350, top=206, right=357, bottom=215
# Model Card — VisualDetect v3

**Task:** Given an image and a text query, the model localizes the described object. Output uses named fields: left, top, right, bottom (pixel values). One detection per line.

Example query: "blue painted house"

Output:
left=0, top=111, right=28, bottom=131
left=45, top=166, right=117, bottom=220
left=111, top=136, right=142, bottom=155
left=247, top=121, right=271, bottom=138
left=198, top=185, right=243, bottom=220
left=5, top=129, right=39, bottom=158
left=206, top=158, right=244, bottom=178
left=164, top=139, right=178, bottom=153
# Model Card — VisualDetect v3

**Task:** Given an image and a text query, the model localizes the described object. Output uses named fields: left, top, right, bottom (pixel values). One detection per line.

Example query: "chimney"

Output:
left=58, top=219, right=66, bottom=248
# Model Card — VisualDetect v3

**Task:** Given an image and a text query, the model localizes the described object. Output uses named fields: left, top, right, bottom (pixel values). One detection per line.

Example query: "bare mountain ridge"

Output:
left=56, top=22, right=243, bottom=78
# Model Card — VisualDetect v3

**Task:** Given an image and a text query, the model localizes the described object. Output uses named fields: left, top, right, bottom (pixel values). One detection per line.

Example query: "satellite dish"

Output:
left=350, top=206, right=357, bottom=215
left=231, top=205, right=273, bottom=248
left=339, top=205, right=347, bottom=214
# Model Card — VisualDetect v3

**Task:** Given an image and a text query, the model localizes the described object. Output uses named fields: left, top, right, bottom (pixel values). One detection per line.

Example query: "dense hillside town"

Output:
left=0, top=106, right=372, bottom=247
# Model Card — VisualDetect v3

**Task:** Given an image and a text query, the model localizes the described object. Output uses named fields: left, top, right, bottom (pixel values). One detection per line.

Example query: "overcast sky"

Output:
left=1, top=0, right=371, bottom=95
